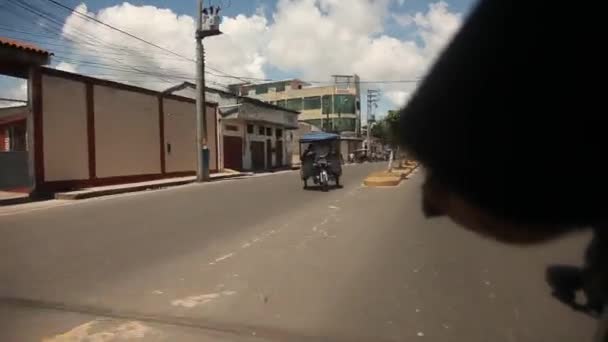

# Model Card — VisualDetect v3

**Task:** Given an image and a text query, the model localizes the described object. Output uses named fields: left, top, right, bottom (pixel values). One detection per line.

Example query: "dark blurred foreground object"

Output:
left=398, top=0, right=607, bottom=340
left=546, top=228, right=608, bottom=318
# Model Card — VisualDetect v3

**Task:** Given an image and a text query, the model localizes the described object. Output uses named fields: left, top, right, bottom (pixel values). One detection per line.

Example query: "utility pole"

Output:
left=195, top=0, right=222, bottom=182
left=366, top=89, right=381, bottom=158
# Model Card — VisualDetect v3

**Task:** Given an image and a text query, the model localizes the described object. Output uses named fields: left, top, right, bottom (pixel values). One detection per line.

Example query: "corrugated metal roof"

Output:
left=0, top=37, right=50, bottom=55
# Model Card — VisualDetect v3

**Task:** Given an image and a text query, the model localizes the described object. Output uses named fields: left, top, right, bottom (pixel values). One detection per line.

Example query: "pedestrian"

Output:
left=399, top=0, right=606, bottom=340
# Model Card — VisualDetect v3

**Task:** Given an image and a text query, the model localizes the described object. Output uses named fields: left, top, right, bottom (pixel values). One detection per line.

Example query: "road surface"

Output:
left=0, top=163, right=596, bottom=341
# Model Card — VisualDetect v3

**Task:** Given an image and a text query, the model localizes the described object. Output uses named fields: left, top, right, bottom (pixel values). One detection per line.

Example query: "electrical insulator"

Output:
left=203, top=6, right=222, bottom=31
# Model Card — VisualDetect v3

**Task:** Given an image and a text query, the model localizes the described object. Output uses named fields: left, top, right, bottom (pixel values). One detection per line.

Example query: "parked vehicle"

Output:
left=299, top=132, right=343, bottom=191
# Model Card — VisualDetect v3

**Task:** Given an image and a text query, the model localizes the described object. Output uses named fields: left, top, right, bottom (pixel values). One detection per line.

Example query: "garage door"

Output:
left=223, top=136, right=243, bottom=170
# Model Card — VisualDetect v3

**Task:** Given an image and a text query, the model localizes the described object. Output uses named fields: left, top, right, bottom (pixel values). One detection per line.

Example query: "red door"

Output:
left=223, top=136, right=243, bottom=170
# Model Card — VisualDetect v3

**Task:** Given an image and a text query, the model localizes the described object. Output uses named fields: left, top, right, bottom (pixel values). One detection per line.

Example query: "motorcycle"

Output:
left=299, top=132, right=343, bottom=192
left=310, top=155, right=333, bottom=192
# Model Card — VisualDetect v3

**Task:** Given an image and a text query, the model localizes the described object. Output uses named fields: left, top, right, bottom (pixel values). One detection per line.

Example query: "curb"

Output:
left=54, top=173, right=249, bottom=200
left=363, top=165, right=419, bottom=187
left=0, top=195, right=34, bottom=207
left=363, top=176, right=402, bottom=187
left=54, top=180, right=194, bottom=200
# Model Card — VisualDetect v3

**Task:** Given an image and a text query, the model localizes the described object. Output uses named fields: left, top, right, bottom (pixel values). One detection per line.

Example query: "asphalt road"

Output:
left=0, top=163, right=597, bottom=341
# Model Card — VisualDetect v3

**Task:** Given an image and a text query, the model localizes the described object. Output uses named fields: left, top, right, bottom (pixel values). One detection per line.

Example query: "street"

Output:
left=0, top=163, right=596, bottom=341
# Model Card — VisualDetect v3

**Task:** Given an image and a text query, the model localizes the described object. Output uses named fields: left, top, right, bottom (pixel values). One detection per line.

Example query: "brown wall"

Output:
left=206, top=105, right=218, bottom=171
left=163, top=98, right=217, bottom=173
left=33, top=67, right=218, bottom=192
left=94, top=85, right=161, bottom=178
left=163, top=98, right=195, bottom=173
left=41, top=74, right=89, bottom=181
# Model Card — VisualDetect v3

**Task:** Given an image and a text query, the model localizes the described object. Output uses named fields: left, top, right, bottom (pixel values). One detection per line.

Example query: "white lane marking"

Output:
left=171, top=293, right=220, bottom=308
left=328, top=205, right=340, bottom=210
left=212, top=253, right=234, bottom=264
left=152, top=290, right=164, bottom=295
left=171, top=290, right=237, bottom=308
left=417, top=332, right=425, bottom=337
left=241, top=242, right=252, bottom=248
left=43, top=320, right=151, bottom=342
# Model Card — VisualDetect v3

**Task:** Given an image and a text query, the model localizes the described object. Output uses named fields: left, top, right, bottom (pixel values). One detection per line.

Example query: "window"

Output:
left=303, top=96, right=321, bottom=110
left=266, top=127, right=272, bottom=136
left=286, top=98, right=303, bottom=111
left=258, top=126, right=265, bottom=135
left=276, top=100, right=286, bottom=108
left=334, top=94, right=356, bottom=114
left=256, top=85, right=268, bottom=94
left=247, top=124, right=254, bottom=134
left=275, top=129, right=283, bottom=139
left=225, top=125, right=239, bottom=132
left=333, top=118, right=356, bottom=132
left=306, top=119, right=323, bottom=129
left=322, top=95, right=333, bottom=114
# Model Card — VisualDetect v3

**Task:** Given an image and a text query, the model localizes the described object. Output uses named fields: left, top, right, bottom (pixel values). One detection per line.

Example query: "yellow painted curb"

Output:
left=364, top=176, right=402, bottom=187
left=363, top=165, right=420, bottom=187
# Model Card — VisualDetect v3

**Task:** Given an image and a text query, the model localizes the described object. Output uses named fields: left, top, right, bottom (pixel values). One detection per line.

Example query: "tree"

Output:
left=371, top=110, right=401, bottom=147
left=385, top=110, right=401, bottom=147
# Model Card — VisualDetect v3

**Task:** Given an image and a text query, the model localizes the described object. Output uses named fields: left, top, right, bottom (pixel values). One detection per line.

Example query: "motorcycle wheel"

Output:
left=322, top=180, right=329, bottom=192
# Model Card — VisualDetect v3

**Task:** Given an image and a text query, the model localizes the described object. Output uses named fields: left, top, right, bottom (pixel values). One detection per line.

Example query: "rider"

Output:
left=301, top=144, right=315, bottom=161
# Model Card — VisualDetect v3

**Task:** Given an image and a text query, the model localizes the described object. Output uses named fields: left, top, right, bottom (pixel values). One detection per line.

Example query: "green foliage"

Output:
left=371, top=110, right=401, bottom=147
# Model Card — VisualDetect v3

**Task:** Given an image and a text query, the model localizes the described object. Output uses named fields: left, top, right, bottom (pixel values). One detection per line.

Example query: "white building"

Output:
left=167, top=83, right=300, bottom=171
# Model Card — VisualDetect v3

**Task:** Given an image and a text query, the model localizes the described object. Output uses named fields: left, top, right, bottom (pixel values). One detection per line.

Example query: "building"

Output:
left=229, top=75, right=361, bottom=135
left=0, top=37, right=51, bottom=192
left=166, top=82, right=300, bottom=171
left=1, top=35, right=221, bottom=193
left=0, top=105, right=27, bottom=152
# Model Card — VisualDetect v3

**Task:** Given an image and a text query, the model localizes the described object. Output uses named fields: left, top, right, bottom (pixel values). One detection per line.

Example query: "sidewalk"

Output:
left=54, top=171, right=252, bottom=200
left=0, top=191, right=31, bottom=206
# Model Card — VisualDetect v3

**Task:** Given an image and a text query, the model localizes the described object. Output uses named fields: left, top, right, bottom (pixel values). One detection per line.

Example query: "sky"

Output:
left=0, top=0, right=477, bottom=118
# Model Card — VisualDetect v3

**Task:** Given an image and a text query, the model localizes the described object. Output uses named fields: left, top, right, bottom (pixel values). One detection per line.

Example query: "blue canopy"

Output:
left=299, top=131, right=340, bottom=143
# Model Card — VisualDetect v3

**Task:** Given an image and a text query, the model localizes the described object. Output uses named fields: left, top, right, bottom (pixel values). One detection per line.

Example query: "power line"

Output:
left=41, top=0, right=266, bottom=84
left=2, top=1, right=422, bottom=88
left=0, top=98, right=28, bottom=103
left=42, top=0, right=196, bottom=62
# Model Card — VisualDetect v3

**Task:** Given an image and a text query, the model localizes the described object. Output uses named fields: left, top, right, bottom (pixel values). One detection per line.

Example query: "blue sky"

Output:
left=0, top=0, right=477, bottom=113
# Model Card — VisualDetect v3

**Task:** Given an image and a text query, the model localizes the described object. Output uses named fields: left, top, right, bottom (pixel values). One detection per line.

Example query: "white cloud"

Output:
left=0, top=77, right=27, bottom=108
left=57, top=1, right=461, bottom=108
left=55, top=61, right=78, bottom=73
left=60, top=3, right=268, bottom=90
left=392, top=13, right=414, bottom=27
left=385, top=90, right=411, bottom=107
left=411, top=1, right=462, bottom=56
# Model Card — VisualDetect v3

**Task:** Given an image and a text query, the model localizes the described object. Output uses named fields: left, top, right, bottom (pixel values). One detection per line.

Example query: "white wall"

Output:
left=240, top=123, right=288, bottom=170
